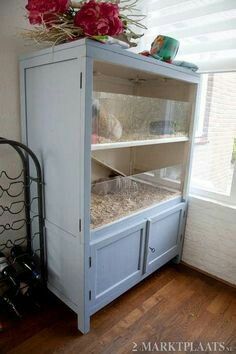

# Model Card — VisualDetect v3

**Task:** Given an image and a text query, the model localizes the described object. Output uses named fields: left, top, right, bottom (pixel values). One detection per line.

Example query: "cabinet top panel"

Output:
left=19, top=38, right=200, bottom=84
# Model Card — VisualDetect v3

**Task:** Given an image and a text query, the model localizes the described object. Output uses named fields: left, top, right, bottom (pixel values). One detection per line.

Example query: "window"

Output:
left=195, top=74, right=209, bottom=139
left=191, top=72, right=236, bottom=206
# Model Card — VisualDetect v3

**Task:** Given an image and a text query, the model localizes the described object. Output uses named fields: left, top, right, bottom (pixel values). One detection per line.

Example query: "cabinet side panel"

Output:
left=45, top=221, right=80, bottom=307
left=25, top=59, right=81, bottom=236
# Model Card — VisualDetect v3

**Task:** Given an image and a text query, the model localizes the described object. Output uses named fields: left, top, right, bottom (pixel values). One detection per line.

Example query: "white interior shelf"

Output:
left=92, top=136, right=189, bottom=150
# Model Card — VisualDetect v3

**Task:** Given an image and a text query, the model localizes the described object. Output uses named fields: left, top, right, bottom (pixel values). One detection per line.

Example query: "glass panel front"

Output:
left=91, top=166, right=182, bottom=229
left=92, top=92, right=191, bottom=145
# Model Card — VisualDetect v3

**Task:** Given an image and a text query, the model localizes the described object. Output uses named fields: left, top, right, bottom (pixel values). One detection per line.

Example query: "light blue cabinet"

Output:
left=145, top=204, right=185, bottom=274
left=90, top=221, right=146, bottom=313
left=90, top=202, right=186, bottom=312
left=19, top=38, right=200, bottom=333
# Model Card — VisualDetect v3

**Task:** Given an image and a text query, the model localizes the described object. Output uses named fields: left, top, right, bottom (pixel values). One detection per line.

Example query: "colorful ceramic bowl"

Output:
left=150, top=35, right=179, bottom=63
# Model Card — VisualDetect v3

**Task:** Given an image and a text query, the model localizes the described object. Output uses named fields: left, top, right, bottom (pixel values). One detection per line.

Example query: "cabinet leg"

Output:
left=77, top=313, right=90, bottom=334
left=172, top=254, right=181, bottom=264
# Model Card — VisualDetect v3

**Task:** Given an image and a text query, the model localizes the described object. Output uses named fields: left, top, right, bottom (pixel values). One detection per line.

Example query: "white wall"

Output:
left=0, top=0, right=33, bottom=140
left=183, top=196, right=236, bottom=285
left=0, top=0, right=32, bottom=141
left=0, top=1, right=34, bottom=244
left=183, top=72, right=236, bottom=286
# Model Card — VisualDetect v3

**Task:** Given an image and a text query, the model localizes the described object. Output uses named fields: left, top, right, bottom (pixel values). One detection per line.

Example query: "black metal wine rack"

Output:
left=0, top=138, right=45, bottom=284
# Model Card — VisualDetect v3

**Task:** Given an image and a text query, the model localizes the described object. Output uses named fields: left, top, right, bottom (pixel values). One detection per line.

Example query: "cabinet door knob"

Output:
left=149, top=247, right=156, bottom=253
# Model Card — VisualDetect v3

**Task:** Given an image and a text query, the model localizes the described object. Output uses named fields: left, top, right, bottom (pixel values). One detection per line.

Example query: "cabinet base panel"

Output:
left=47, top=282, right=78, bottom=313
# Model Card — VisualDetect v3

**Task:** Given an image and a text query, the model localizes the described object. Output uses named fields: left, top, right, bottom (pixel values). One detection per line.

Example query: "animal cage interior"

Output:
left=91, top=164, right=182, bottom=229
left=92, top=60, right=195, bottom=147
left=91, top=144, right=186, bottom=229
left=90, top=61, right=193, bottom=229
left=92, top=92, right=191, bottom=144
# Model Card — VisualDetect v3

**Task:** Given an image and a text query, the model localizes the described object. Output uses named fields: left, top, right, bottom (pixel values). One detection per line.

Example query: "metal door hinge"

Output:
left=89, top=256, right=92, bottom=268
left=89, top=290, right=92, bottom=301
left=79, top=219, right=82, bottom=232
left=80, top=72, right=83, bottom=89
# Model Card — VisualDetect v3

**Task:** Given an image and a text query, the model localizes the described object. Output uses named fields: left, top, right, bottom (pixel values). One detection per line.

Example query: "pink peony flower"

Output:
left=109, top=16, right=124, bottom=35
left=26, top=0, right=70, bottom=25
left=100, top=2, right=119, bottom=19
left=74, top=0, right=124, bottom=36
left=96, top=18, right=110, bottom=35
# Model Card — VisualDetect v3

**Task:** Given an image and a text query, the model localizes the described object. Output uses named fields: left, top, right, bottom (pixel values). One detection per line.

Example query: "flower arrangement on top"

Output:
left=24, top=0, right=146, bottom=47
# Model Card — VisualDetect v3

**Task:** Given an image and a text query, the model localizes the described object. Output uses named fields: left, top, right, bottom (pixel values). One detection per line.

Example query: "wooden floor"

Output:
left=1, top=264, right=235, bottom=354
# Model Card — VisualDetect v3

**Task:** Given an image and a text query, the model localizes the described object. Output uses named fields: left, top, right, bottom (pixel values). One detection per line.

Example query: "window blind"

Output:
left=134, top=0, right=236, bottom=72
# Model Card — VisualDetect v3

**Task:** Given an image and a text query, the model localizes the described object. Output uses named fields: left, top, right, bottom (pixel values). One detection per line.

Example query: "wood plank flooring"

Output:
left=1, top=263, right=235, bottom=354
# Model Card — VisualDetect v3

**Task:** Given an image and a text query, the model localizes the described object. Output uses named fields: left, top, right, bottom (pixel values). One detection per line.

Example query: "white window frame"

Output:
left=195, top=74, right=208, bottom=138
left=191, top=71, right=236, bottom=207
left=191, top=185, right=236, bottom=207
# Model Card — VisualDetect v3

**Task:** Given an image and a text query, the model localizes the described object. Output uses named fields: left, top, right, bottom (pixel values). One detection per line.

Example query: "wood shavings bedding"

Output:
left=91, top=182, right=180, bottom=229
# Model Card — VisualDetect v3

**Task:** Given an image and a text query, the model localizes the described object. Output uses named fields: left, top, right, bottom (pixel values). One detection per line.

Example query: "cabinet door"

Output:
left=145, top=203, right=185, bottom=274
left=25, top=59, right=82, bottom=237
left=90, top=222, right=146, bottom=313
